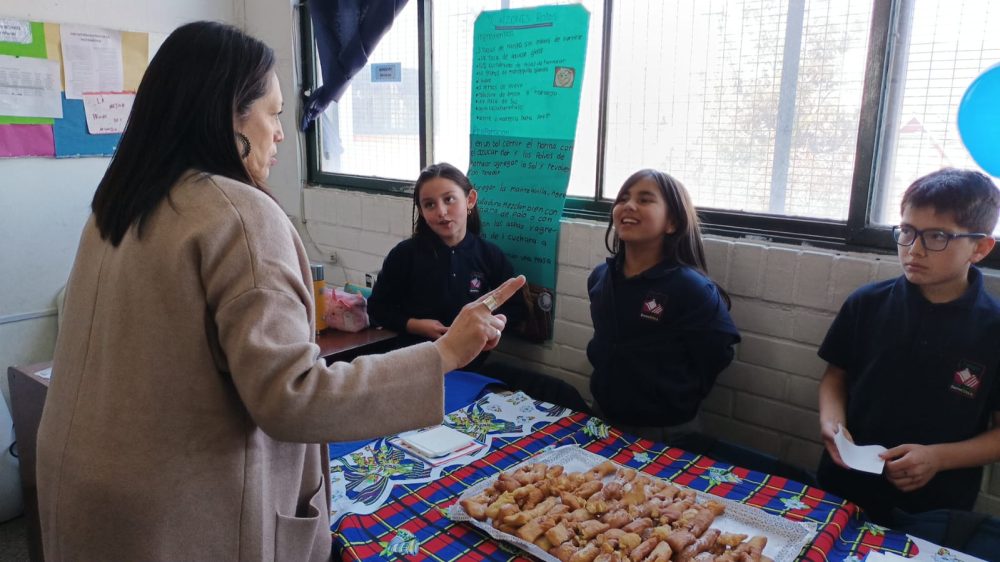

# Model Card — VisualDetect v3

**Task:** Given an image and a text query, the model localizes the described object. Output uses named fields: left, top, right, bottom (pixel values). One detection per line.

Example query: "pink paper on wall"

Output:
left=0, top=124, right=55, bottom=157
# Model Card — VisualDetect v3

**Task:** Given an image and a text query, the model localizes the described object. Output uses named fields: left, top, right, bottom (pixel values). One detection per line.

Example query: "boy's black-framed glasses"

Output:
left=892, top=225, right=989, bottom=252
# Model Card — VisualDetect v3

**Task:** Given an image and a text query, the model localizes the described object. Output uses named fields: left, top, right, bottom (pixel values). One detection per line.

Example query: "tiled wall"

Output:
left=301, top=186, right=1000, bottom=513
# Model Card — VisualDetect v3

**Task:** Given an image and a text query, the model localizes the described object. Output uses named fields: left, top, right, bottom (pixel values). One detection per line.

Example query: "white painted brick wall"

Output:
left=704, top=237, right=733, bottom=285
left=389, top=200, right=416, bottom=237
left=555, top=295, right=591, bottom=325
left=733, top=393, right=819, bottom=442
left=334, top=249, right=385, bottom=281
left=875, top=258, right=904, bottom=282
left=558, top=220, right=593, bottom=268
left=299, top=186, right=1000, bottom=514
left=588, top=226, right=611, bottom=269
left=358, top=231, right=404, bottom=257
left=792, top=251, right=834, bottom=309
left=558, top=345, right=592, bottom=375
left=702, top=412, right=783, bottom=457
left=762, top=247, right=798, bottom=302
left=790, top=309, right=837, bottom=346
left=715, top=361, right=788, bottom=401
left=729, top=298, right=796, bottom=340
left=335, top=193, right=364, bottom=228
left=728, top=242, right=764, bottom=297
left=554, top=265, right=591, bottom=299
left=738, top=334, right=828, bottom=379
left=831, top=256, right=877, bottom=306
left=552, top=319, right=593, bottom=350
left=785, top=375, right=821, bottom=410
left=360, top=197, right=392, bottom=234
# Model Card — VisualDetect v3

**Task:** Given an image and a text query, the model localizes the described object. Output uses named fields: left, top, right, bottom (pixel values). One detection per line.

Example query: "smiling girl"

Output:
left=368, top=163, right=525, bottom=362
left=587, top=169, right=740, bottom=440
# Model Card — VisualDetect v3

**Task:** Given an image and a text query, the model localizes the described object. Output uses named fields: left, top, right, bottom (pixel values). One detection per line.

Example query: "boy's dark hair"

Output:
left=901, top=168, right=1000, bottom=233
left=92, top=21, right=276, bottom=246
left=411, top=162, right=482, bottom=239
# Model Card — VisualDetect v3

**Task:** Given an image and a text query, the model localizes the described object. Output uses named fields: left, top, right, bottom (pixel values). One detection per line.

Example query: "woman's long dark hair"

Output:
left=605, top=169, right=731, bottom=307
left=411, top=162, right=482, bottom=240
left=91, top=21, right=276, bottom=246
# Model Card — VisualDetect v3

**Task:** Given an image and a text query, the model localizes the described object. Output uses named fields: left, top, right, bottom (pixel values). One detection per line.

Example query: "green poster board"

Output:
left=468, top=4, right=589, bottom=294
left=0, top=21, right=53, bottom=125
left=0, top=21, right=46, bottom=58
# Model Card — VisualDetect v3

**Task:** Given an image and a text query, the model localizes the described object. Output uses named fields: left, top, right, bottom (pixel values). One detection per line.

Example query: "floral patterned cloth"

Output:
left=329, top=391, right=570, bottom=523
left=329, top=392, right=917, bottom=561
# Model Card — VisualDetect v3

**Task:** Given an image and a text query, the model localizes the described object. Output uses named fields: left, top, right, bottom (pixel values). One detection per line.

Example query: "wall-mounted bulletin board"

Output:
left=0, top=17, right=165, bottom=158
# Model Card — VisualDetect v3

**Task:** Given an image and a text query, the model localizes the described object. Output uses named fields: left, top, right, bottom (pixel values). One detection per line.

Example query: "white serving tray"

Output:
left=449, top=445, right=816, bottom=562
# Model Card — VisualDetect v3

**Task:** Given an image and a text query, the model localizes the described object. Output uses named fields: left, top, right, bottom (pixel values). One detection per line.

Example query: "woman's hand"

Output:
left=435, top=275, right=526, bottom=371
left=406, top=318, right=448, bottom=340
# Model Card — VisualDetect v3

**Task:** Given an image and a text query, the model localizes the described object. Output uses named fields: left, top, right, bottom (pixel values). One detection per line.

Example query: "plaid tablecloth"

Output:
left=329, top=392, right=916, bottom=561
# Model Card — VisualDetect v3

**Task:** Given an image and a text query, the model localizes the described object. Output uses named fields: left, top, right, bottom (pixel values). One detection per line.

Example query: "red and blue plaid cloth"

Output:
left=330, top=394, right=915, bottom=561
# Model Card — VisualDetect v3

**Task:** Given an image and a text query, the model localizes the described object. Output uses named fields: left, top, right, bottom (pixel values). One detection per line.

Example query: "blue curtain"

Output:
left=301, top=0, right=409, bottom=131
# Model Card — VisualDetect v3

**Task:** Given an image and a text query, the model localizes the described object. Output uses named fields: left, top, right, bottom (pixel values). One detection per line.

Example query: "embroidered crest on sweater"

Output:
left=469, top=272, right=485, bottom=295
left=949, top=360, right=984, bottom=398
left=640, top=291, right=667, bottom=322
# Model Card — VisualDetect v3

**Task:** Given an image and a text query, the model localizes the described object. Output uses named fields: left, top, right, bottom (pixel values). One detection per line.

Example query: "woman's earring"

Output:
left=236, top=132, right=252, bottom=159
left=467, top=208, right=472, bottom=216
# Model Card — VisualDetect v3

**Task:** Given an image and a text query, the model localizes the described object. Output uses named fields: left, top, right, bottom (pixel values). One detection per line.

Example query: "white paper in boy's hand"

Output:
left=834, top=424, right=887, bottom=474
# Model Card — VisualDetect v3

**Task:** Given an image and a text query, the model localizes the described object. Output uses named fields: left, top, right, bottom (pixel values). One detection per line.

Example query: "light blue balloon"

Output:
left=958, top=63, right=1000, bottom=177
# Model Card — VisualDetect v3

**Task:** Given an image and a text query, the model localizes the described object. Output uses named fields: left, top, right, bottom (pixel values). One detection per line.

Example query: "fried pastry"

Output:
left=459, top=459, right=781, bottom=562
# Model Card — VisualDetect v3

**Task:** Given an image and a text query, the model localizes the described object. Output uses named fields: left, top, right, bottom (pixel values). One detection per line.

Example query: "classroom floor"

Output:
left=0, top=515, right=29, bottom=561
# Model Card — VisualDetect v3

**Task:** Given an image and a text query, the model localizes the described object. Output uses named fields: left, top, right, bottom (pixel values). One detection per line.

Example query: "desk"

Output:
left=328, top=392, right=918, bottom=562
left=7, top=326, right=399, bottom=562
left=317, top=327, right=400, bottom=363
left=7, top=362, right=49, bottom=562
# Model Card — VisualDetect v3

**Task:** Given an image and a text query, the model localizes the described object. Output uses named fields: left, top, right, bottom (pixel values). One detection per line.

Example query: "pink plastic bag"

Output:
left=322, top=287, right=369, bottom=332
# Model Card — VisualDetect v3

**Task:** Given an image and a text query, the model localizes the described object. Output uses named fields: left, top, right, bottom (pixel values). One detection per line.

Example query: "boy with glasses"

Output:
left=817, top=168, right=1000, bottom=523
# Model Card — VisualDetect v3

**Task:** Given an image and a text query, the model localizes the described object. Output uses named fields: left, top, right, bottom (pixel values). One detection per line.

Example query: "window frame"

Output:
left=300, top=0, right=1000, bottom=265
left=298, top=1, right=425, bottom=195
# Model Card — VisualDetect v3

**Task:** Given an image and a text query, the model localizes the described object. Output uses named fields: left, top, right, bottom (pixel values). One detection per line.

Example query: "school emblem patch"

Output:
left=469, top=272, right=485, bottom=295
left=949, top=360, right=984, bottom=399
left=640, top=292, right=667, bottom=322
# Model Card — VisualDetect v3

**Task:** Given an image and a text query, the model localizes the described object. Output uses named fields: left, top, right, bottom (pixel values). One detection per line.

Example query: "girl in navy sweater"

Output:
left=368, top=163, right=524, bottom=363
left=588, top=169, right=739, bottom=438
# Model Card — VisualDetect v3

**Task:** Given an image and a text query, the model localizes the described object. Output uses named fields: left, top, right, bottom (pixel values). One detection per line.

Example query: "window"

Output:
left=311, top=1, right=420, bottom=183
left=604, top=0, right=871, bottom=221
left=302, top=0, right=1000, bottom=253
left=871, top=0, right=1000, bottom=235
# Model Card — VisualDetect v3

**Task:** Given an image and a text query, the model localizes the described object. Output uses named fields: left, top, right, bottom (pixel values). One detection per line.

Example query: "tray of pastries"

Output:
left=449, top=446, right=816, bottom=562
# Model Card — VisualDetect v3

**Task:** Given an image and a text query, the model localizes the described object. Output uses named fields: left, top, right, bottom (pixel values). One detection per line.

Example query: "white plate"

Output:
left=449, top=445, right=817, bottom=562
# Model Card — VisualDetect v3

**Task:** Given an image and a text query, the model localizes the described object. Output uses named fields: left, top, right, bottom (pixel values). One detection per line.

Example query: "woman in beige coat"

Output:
left=35, top=21, right=524, bottom=561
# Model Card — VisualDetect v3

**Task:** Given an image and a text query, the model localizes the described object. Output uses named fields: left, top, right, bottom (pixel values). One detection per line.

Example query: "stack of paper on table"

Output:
left=391, top=425, right=484, bottom=467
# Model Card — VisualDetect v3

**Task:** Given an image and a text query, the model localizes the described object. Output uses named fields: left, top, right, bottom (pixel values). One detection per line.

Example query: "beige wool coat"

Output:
left=36, top=173, right=445, bottom=561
